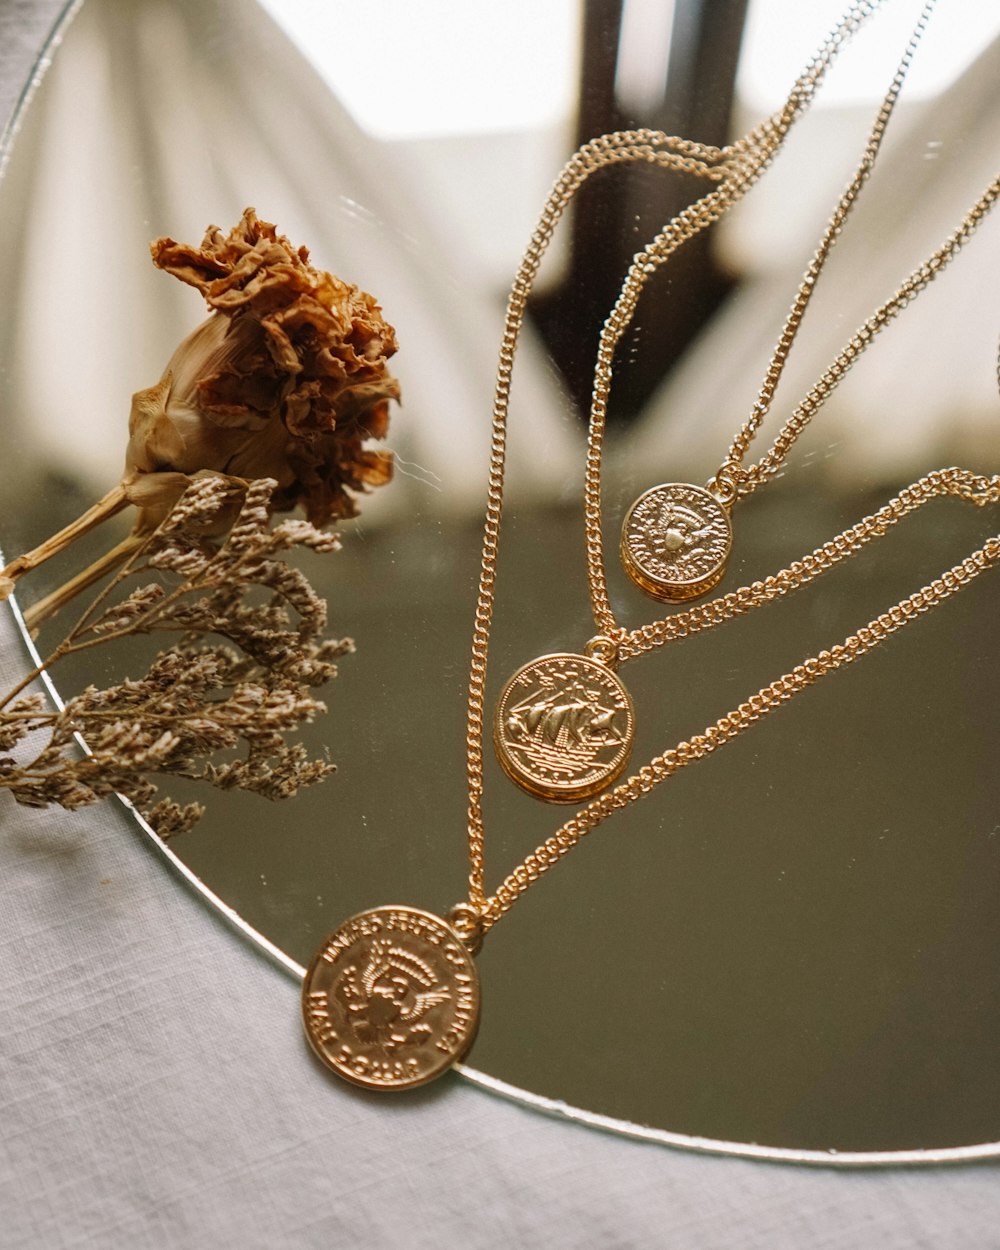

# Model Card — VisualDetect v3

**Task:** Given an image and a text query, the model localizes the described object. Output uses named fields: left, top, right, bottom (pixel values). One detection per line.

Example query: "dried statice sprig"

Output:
left=0, top=475, right=350, bottom=838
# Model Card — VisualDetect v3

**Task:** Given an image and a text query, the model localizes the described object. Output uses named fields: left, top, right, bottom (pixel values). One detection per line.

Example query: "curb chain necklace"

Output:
left=300, top=2, right=1000, bottom=1090
left=490, top=0, right=947, bottom=802
left=609, top=5, right=963, bottom=605
left=303, top=469, right=1000, bottom=1090
left=494, top=0, right=1000, bottom=804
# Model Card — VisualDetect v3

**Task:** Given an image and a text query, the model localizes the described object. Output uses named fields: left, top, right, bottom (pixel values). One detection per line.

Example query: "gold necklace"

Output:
left=300, top=3, right=1000, bottom=1091
left=610, top=1, right=941, bottom=608
left=302, top=468, right=1000, bottom=1090
left=494, top=0, right=1000, bottom=804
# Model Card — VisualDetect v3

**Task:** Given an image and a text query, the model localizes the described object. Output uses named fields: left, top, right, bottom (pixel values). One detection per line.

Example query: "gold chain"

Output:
left=733, top=181, right=999, bottom=496
left=585, top=0, right=998, bottom=636
left=464, top=0, right=892, bottom=905
left=707, top=1, right=933, bottom=498
left=480, top=492, right=1000, bottom=930
left=298, top=2, right=1000, bottom=1091
left=462, top=0, right=998, bottom=930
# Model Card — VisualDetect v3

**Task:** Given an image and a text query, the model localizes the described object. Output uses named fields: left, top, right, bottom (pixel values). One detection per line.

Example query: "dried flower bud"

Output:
left=124, top=208, right=399, bottom=529
left=0, top=693, right=46, bottom=751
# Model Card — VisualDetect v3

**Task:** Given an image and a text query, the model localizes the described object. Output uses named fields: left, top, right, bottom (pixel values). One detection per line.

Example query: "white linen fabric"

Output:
left=3, top=4, right=1000, bottom=1248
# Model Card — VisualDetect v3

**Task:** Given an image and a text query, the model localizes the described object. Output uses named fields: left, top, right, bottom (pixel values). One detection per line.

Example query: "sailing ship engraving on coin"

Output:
left=494, top=653, right=635, bottom=802
left=302, top=906, right=480, bottom=1090
left=621, top=482, right=733, bottom=601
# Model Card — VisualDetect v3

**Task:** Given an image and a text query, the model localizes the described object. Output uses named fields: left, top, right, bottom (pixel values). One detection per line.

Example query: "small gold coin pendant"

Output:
left=494, top=652, right=635, bottom=803
left=621, top=482, right=733, bottom=602
left=302, top=906, right=481, bottom=1090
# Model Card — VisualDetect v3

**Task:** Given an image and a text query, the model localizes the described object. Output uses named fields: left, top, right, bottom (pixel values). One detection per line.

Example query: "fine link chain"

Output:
left=463, top=131, right=756, bottom=906
left=736, top=175, right=1000, bottom=494
left=480, top=504, right=1000, bottom=931
left=584, top=0, right=937, bottom=635
left=617, top=467, right=998, bottom=660
left=464, top=0, right=889, bottom=909
left=715, top=0, right=935, bottom=496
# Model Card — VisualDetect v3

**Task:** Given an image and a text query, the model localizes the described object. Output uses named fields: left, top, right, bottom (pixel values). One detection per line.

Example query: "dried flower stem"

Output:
left=0, top=519, right=161, bottom=711
left=0, top=483, right=129, bottom=590
left=22, top=532, right=149, bottom=633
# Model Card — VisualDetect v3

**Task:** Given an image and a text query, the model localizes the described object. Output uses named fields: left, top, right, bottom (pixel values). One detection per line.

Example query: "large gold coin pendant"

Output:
left=302, top=906, right=481, bottom=1090
left=621, top=482, right=733, bottom=601
left=494, top=653, right=635, bottom=803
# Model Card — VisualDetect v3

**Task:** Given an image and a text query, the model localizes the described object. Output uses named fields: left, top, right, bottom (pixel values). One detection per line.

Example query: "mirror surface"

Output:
left=1, top=0, right=999, bottom=1156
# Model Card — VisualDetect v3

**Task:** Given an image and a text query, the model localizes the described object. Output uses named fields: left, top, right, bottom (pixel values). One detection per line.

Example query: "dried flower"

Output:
left=1, top=208, right=399, bottom=628
left=0, top=476, right=350, bottom=838
left=125, top=207, right=399, bottom=530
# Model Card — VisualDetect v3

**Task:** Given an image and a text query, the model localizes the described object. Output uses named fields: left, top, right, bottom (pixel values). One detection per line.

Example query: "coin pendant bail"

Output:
left=494, top=652, right=635, bottom=803
left=583, top=634, right=621, bottom=668
left=621, top=481, right=733, bottom=602
left=302, top=906, right=481, bottom=1090
left=446, top=901, right=485, bottom=954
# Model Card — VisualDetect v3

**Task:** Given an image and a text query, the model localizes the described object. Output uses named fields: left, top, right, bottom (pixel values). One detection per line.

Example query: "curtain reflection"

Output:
left=0, top=0, right=582, bottom=522
left=2, top=0, right=996, bottom=529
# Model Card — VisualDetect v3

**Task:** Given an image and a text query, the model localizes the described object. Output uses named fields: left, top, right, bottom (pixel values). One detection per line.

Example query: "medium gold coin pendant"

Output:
left=621, top=482, right=733, bottom=602
left=494, top=653, right=635, bottom=803
left=302, top=906, right=481, bottom=1091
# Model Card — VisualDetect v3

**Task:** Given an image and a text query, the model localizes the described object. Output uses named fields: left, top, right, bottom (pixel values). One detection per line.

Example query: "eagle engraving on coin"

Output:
left=339, top=939, right=451, bottom=1050
left=494, top=654, right=634, bottom=802
left=302, top=907, right=480, bottom=1090
left=621, top=483, right=732, bottom=600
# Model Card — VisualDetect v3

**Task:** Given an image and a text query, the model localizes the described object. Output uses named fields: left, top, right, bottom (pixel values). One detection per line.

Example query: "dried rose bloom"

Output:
left=124, top=207, right=400, bottom=529
left=3, top=209, right=400, bottom=625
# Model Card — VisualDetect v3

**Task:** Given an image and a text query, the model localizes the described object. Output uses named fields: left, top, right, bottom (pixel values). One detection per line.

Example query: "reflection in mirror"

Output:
left=1, top=0, right=999, bottom=1157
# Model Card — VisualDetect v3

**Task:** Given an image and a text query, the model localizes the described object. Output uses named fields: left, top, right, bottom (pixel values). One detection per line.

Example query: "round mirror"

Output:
left=1, top=0, right=999, bottom=1162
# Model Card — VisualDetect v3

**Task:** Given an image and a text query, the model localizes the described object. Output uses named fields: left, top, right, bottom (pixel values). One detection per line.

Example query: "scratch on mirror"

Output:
left=393, top=457, right=443, bottom=492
